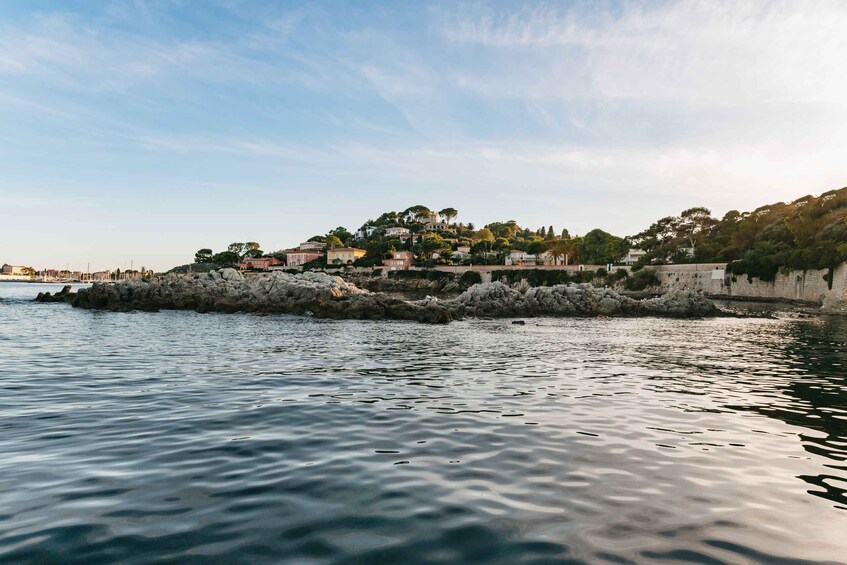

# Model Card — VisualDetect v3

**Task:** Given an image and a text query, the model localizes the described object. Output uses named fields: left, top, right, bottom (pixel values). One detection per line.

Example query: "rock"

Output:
left=48, top=271, right=724, bottom=323
left=441, top=282, right=721, bottom=319
left=35, top=285, right=75, bottom=303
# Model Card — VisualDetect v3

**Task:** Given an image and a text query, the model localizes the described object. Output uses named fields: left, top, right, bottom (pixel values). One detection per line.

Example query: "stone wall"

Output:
left=652, top=262, right=847, bottom=307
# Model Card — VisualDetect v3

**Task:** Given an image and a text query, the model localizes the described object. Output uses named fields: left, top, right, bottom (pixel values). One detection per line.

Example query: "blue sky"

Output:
left=2, top=0, right=846, bottom=271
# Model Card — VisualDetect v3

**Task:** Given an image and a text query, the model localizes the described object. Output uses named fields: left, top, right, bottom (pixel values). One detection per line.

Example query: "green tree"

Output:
left=439, top=208, right=458, bottom=223
left=493, top=237, right=511, bottom=251
left=414, top=233, right=451, bottom=261
left=526, top=240, right=548, bottom=256
left=194, top=248, right=213, bottom=263
left=328, top=227, right=352, bottom=243
left=325, top=235, right=343, bottom=249
left=475, top=228, right=495, bottom=243
left=580, top=229, right=628, bottom=265
left=546, top=226, right=555, bottom=240
left=227, top=242, right=247, bottom=257
left=211, top=251, right=240, bottom=266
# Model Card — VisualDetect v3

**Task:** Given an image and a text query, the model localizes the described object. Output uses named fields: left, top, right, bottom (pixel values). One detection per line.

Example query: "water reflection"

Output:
left=0, top=282, right=846, bottom=563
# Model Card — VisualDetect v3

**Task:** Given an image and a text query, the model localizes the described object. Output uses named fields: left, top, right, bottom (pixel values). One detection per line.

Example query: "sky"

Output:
left=1, top=0, right=846, bottom=272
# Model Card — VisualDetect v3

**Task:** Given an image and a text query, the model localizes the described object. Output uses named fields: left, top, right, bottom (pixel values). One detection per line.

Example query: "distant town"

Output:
left=5, top=188, right=846, bottom=285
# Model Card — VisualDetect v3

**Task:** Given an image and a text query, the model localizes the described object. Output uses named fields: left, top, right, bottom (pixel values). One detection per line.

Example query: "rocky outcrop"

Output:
left=440, top=282, right=720, bottom=319
left=65, top=269, right=453, bottom=323
left=34, top=285, right=75, bottom=303
left=44, top=270, right=724, bottom=323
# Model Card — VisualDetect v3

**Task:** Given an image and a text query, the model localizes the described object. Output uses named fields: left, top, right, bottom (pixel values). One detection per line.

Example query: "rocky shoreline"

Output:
left=36, top=269, right=724, bottom=323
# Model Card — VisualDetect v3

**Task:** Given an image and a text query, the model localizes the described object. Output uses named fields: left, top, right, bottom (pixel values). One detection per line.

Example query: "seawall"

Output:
left=651, top=262, right=847, bottom=309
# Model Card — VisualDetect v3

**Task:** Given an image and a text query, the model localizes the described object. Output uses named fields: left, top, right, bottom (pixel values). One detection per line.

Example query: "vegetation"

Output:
left=182, top=188, right=847, bottom=281
left=631, top=187, right=847, bottom=282
left=625, top=269, right=660, bottom=291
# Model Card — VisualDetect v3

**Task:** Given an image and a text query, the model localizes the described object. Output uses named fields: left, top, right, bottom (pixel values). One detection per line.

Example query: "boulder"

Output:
left=50, top=271, right=724, bottom=323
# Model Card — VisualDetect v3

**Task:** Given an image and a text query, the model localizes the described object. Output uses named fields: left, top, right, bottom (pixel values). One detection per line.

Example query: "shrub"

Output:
left=625, top=268, right=659, bottom=291
left=459, top=271, right=482, bottom=285
left=389, top=270, right=452, bottom=281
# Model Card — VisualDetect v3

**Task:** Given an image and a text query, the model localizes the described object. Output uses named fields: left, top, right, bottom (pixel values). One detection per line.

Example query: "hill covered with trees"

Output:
left=631, top=187, right=847, bottom=282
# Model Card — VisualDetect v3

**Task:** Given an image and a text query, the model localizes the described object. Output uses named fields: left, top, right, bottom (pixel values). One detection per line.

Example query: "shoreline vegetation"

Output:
left=36, top=269, right=723, bottom=324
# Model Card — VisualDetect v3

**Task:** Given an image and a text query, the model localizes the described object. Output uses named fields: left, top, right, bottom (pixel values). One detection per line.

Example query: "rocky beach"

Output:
left=36, top=268, right=723, bottom=323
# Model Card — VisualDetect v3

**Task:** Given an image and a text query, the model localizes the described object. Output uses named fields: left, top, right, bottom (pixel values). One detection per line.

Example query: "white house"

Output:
left=354, top=225, right=379, bottom=239
left=298, top=241, right=326, bottom=251
left=385, top=226, right=410, bottom=237
left=621, top=248, right=647, bottom=265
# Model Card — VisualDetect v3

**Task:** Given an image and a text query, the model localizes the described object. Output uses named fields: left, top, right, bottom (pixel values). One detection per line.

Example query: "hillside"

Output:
left=632, top=187, right=847, bottom=282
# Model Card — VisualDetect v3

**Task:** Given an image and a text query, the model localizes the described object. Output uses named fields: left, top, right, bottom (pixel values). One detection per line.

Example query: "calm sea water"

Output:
left=1, top=282, right=846, bottom=564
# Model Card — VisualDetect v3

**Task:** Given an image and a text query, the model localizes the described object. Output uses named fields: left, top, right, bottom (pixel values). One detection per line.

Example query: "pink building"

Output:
left=239, top=257, right=284, bottom=271
left=286, top=251, right=324, bottom=267
left=383, top=251, right=414, bottom=271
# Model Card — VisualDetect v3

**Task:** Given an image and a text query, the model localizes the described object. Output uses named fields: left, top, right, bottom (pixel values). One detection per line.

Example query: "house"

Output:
left=239, top=257, right=284, bottom=271
left=355, top=225, right=379, bottom=239
left=451, top=245, right=471, bottom=263
left=505, top=250, right=536, bottom=266
left=621, top=248, right=647, bottom=265
left=398, top=233, right=421, bottom=245
left=383, top=251, right=414, bottom=271
left=425, top=220, right=456, bottom=233
left=327, top=247, right=367, bottom=265
left=504, top=250, right=554, bottom=266
left=298, top=241, right=326, bottom=251
left=1, top=264, right=29, bottom=275
left=286, top=251, right=324, bottom=266
left=385, top=226, right=410, bottom=237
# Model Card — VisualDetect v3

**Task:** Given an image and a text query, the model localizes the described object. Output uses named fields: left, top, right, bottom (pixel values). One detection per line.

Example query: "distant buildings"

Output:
left=384, top=226, right=410, bottom=237
left=621, top=248, right=646, bottom=265
left=239, top=257, right=284, bottom=271
left=327, top=247, right=366, bottom=265
left=298, top=241, right=326, bottom=252
left=383, top=251, right=414, bottom=271
left=2, top=264, right=30, bottom=276
left=286, top=251, right=324, bottom=266
left=355, top=225, right=379, bottom=239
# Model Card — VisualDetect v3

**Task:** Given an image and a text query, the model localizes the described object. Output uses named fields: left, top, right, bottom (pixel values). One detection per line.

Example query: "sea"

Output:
left=1, top=282, right=846, bottom=564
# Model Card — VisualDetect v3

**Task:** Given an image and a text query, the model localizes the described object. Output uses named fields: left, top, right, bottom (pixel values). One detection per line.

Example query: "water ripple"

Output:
left=1, top=283, right=846, bottom=563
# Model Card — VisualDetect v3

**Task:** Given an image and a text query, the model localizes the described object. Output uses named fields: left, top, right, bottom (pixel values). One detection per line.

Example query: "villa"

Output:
left=384, top=226, right=410, bottom=237
left=239, top=257, right=284, bottom=271
left=298, top=241, right=326, bottom=252
left=621, top=248, right=647, bottom=265
left=383, top=251, right=414, bottom=271
left=286, top=251, right=324, bottom=266
left=327, top=247, right=367, bottom=265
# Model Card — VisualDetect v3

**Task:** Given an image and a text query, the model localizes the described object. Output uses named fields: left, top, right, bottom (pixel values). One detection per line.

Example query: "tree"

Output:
left=561, top=228, right=570, bottom=239
left=414, top=233, right=451, bottom=261
left=547, top=240, right=566, bottom=264
left=475, top=228, right=495, bottom=243
left=243, top=247, right=264, bottom=259
left=677, top=207, right=717, bottom=255
left=194, top=248, right=213, bottom=263
left=328, top=227, right=352, bottom=243
left=439, top=208, right=458, bottom=224
left=211, top=251, right=240, bottom=267
left=493, top=237, right=511, bottom=251
left=325, top=235, right=343, bottom=249
left=546, top=226, right=555, bottom=240
left=227, top=242, right=247, bottom=257
left=580, top=229, right=628, bottom=265
left=539, top=226, right=547, bottom=238
left=526, top=240, right=548, bottom=256
left=402, top=205, right=431, bottom=224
